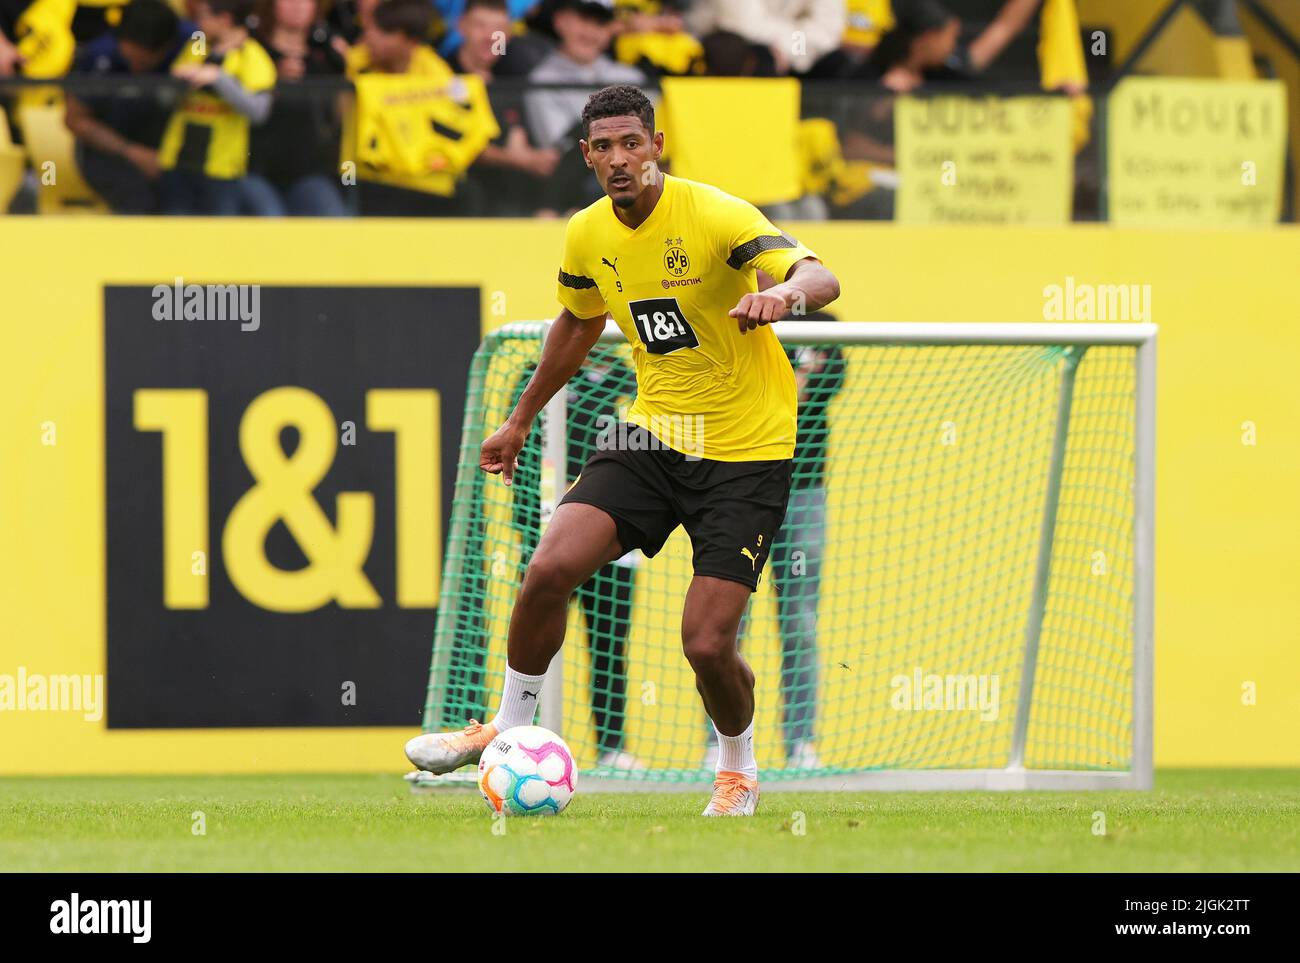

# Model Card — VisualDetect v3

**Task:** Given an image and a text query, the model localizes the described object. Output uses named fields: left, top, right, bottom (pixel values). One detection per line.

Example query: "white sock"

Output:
left=713, top=719, right=757, bottom=779
left=491, top=666, right=547, bottom=732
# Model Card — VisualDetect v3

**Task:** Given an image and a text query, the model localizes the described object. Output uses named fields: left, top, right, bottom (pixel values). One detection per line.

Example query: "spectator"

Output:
left=433, top=0, right=537, bottom=59
left=867, top=0, right=1046, bottom=90
left=687, top=0, right=846, bottom=75
left=251, top=0, right=351, bottom=215
left=806, top=0, right=894, bottom=77
left=452, top=0, right=559, bottom=215
left=158, top=0, right=278, bottom=214
left=488, top=0, right=554, bottom=76
left=612, top=0, right=704, bottom=78
left=446, top=0, right=510, bottom=77
left=64, top=0, right=190, bottom=213
left=345, top=0, right=450, bottom=76
left=866, top=0, right=958, bottom=91
left=525, top=0, right=643, bottom=214
left=3, top=0, right=175, bottom=79
left=526, top=0, right=641, bottom=151
left=945, top=0, right=1046, bottom=85
left=699, top=28, right=759, bottom=77
left=326, top=0, right=364, bottom=43
left=346, top=0, right=477, bottom=215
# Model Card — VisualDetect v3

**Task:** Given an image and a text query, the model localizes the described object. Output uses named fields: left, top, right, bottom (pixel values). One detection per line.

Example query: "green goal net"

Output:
left=421, top=321, right=1155, bottom=790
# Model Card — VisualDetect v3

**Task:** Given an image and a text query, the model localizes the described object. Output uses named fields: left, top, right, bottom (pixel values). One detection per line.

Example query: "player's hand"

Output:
left=480, top=421, right=528, bottom=486
left=729, top=289, right=789, bottom=333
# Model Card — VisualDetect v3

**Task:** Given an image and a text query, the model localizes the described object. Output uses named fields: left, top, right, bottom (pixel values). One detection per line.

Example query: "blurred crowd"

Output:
left=0, top=0, right=1091, bottom=216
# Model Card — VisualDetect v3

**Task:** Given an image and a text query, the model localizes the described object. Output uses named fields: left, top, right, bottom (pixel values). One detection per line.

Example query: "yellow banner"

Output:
left=895, top=95, right=1073, bottom=224
left=1108, top=77, right=1287, bottom=226
left=660, top=78, right=802, bottom=208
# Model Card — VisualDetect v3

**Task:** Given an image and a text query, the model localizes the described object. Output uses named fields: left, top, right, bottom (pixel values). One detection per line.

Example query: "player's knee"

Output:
left=520, top=551, right=582, bottom=603
left=682, top=629, right=735, bottom=677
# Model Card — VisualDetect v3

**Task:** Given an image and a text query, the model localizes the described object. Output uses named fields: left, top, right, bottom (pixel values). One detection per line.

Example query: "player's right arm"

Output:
left=480, top=307, right=607, bottom=486
left=482, top=212, right=609, bottom=485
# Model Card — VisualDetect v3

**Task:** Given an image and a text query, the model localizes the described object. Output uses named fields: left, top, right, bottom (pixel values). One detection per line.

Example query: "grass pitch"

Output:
left=1, top=769, right=1296, bottom=872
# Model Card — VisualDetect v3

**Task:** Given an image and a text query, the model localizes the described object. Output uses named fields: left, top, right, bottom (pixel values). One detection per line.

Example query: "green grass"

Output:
left=1, top=769, right=1297, bottom=872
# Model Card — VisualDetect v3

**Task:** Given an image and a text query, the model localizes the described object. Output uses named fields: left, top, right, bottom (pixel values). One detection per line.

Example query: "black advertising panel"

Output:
left=104, top=285, right=479, bottom=728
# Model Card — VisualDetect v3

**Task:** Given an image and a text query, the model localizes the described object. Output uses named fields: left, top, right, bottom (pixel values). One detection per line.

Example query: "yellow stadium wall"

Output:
left=0, top=218, right=1296, bottom=774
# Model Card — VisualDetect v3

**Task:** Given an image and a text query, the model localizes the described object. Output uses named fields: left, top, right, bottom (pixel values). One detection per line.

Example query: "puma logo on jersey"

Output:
left=740, top=534, right=764, bottom=570
left=601, top=257, right=620, bottom=277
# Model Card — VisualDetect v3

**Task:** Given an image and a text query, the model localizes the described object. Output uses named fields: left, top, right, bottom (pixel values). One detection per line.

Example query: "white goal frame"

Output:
left=519, top=320, right=1155, bottom=792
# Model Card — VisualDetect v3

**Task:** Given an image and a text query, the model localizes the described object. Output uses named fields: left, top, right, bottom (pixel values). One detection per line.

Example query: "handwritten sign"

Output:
left=1107, top=77, right=1286, bottom=226
left=895, top=95, right=1073, bottom=224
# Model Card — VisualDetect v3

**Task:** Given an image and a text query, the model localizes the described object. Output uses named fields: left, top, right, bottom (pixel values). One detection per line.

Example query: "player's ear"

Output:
left=652, top=130, right=664, bottom=159
left=579, top=139, right=593, bottom=169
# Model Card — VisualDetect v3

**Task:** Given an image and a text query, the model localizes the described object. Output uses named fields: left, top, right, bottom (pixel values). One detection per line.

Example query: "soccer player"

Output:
left=406, top=83, right=841, bottom=816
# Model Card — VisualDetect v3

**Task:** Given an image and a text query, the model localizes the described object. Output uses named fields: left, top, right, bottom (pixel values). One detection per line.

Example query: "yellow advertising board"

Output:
left=895, top=95, right=1074, bottom=224
left=1108, top=77, right=1287, bottom=226
left=0, top=219, right=1297, bottom=773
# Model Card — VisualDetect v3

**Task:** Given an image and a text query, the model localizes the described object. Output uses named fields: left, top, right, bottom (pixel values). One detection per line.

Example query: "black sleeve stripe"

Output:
left=726, top=231, right=798, bottom=270
left=558, top=268, right=597, bottom=290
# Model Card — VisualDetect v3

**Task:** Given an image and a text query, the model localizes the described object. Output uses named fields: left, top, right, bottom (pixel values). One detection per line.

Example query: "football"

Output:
left=477, top=725, right=577, bottom=816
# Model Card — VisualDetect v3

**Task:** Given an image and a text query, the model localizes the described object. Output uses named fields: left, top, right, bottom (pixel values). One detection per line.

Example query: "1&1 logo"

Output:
left=104, top=285, right=480, bottom=728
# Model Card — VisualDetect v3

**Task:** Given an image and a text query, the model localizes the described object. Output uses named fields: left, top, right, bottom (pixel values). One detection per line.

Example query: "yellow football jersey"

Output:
left=159, top=39, right=277, bottom=180
left=556, top=174, right=818, bottom=462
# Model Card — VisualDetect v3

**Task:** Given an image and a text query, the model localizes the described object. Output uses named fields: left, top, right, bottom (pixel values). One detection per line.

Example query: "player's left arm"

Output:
left=730, top=257, right=841, bottom=333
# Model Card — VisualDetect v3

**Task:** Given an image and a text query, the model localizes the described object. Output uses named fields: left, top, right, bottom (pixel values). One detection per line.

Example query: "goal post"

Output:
left=422, top=321, right=1156, bottom=792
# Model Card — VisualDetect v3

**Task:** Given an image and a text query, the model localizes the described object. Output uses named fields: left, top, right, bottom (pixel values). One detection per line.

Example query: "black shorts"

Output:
left=559, top=429, right=794, bottom=591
